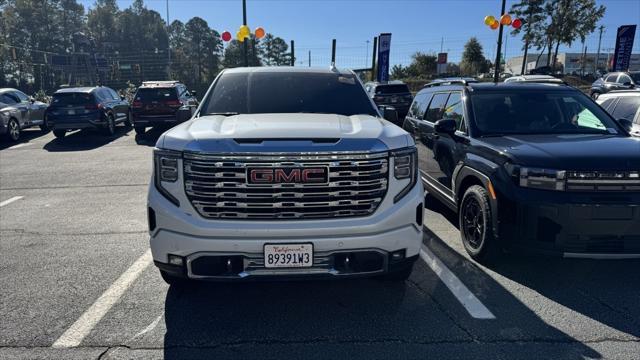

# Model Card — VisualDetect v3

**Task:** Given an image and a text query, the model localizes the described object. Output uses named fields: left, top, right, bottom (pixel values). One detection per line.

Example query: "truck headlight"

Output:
left=515, top=166, right=566, bottom=191
left=154, top=149, right=181, bottom=206
left=392, top=147, right=417, bottom=202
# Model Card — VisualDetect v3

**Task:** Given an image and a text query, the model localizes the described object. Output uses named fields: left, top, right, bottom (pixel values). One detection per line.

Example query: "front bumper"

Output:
left=497, top=186, right=640, bottom=257
left=148, top=178, right=424, bottom=280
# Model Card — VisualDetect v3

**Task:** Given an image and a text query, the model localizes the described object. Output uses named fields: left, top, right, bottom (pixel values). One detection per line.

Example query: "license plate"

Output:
left=67, top=110, right=76, bottom=115
left=391, top=97, right=398, bottom=103
left=264, top=243, right=313, bottom=268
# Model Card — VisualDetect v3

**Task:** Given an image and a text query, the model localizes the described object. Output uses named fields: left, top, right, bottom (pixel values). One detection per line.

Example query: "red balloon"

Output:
left=512, top=18, right=522, bottom=29
left=222, top=31, right=232, bottom=42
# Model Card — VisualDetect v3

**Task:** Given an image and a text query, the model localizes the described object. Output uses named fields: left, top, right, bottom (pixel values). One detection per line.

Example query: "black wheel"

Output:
left=160, top=270, right=189, bottom=286
left=6, top=118, right=20, bottom=141
left=124, top=111, right=133, bottom=127
left=134, top=126, right=145, bottom=135
left=591, top=92, right=600, bottom=100
left=103, top=114, right=115, bottom=136
left=378, top=263, right=414, bottom=281
left=53, top=129, right=66, bottom=139
left=40, top=117, right=50, bottom=133
left=459, top=185, right=501, bottom=263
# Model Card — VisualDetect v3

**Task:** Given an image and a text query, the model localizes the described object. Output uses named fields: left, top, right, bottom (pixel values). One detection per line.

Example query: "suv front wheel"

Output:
left=459, top=185, right=501, bottom=263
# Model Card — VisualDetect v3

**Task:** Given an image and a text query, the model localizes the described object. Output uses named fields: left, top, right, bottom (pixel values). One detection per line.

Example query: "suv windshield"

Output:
left=135, top=88, right=178, bottom=102
left=51, top=92, right=94, bottom=106
left=202, top=71, right=378, bottom=117
left=375, top=84, right=410, bottom=94
left=471, top=91, right=622, bottom=136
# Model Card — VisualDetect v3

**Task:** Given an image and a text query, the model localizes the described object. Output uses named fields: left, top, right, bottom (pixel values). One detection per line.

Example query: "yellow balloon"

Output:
left=237, top=31, right=244, bottom=42
left=484, top=15, right=495, bottom=26
left=239, top=25, right=250, bottom=38
left=500, top=14, right=512, bottom=26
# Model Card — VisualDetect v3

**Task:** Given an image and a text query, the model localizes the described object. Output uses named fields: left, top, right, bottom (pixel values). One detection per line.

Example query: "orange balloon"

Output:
left=500, top=14, right=512, bottom=26
left=490, top=20, right=499, bottom=30
left=255, top=27, right=265, bottom=39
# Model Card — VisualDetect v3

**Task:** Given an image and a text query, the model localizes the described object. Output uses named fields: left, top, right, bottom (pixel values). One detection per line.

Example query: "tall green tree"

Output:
left=405, top=52, right=437, bottom=78
left=460, top=37, right=488, bottom=75
left=510, top=0, right=546, bottom=73
left=259, top=33, right=290, bottom=66
left=183, top=17, right=222, bottom=86
left=87, top=0, right=119, bottom=50
left=223, top=37, right=261, bottom=68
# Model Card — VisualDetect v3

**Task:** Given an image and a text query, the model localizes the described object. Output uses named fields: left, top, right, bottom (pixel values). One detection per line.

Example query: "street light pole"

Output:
left=493, top=0, right=506, bottom=83
left=243, top=0, right=249, bottom=67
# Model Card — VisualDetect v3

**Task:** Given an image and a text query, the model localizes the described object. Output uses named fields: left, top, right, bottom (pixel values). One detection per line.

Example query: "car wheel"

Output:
left=53, top=129, right=66, bottom=139
left=124, top=111, right=133, bottom=127
left=159, top=270, right=189, bottom=287
left=134, top=126, right=145, bottom=135
left=6, top=118, right=20, bottom=142
left=459, top=185, right=501, bottom=263
left=40, top=117, right=50, bottom=133
left=591, top=92, right=600, bottom=100
left=103, top=114, right=115, bottom=136
left=378, top=263, right=414, bottom=281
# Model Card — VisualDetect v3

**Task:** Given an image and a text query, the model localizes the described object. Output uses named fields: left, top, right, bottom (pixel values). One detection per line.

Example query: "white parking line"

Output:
left=52, top=249, right=153, bottom=348
left=0, top=196, right=23, bottom=207
left=7, top=143, right=31, bottom=150
left=420, top=245, right=496, bottom=319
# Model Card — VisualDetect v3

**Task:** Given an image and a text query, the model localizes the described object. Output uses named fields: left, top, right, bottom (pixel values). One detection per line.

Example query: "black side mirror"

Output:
left=380, top=106, right=399, bottom=124
left=617, top=118, right=633, bottom=132
left=434, top=119, right=457, bottom=135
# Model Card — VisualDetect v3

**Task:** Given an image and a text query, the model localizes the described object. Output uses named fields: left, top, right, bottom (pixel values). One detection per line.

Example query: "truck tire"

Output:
left=134, top=126, right=145, bottom=135
left=53, top=129, right=66, bottom=139
left=459, top=185, right=501, bottom=264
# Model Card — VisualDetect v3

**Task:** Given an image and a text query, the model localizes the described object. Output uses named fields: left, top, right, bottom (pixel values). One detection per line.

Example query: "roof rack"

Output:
left=423, top=78, right=477, bottom=88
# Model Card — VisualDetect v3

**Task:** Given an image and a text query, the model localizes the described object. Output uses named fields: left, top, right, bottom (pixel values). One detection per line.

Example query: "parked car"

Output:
left=503, top=75, right=564, bottom=84
left=131, top=81, right=198, bottom=135
left=590, top=71, right=639, bottom=99
left=0, top=88, right=48, bottom=141
left=364, top=81, right=413, bottom=124
left=148, top=67, right=424, bottom=285
left=46, top=86, right=131, bottom=139
left=596, top=90, right=640, bottom=137
left=403, top=79, right=640, bottom=262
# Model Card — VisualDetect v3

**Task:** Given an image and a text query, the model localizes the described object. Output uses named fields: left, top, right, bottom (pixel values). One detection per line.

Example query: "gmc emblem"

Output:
left=247, top=167, right=329, bottom=185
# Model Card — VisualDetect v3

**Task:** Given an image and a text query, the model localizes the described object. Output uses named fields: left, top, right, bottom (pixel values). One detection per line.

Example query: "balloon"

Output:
left=255, top=27, right=265, bottom=39
left=237, top=31, right=244, bottom=42
left=239, top=25, right=250, bottom=38
left=512, top=18, right=523, bottom=29
left=500, top=14, right=512, bottom=26
left=222, top=31, right=232, bottom=42
left=490, top=20, right=499, bottom=30
left=484, top=15, right=495, bottom=26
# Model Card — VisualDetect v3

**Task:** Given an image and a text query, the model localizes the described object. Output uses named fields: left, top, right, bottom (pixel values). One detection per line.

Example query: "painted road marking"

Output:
left=420, top=245, right=496, bottom=319
left=7, top=143, right=32, bottom=150
left=52, top=249, right=153, bottom=348
left=0, top=196, right=23, bottom=207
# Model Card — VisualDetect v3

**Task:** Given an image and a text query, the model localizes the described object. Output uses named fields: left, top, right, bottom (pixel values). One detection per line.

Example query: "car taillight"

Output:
left=165, top=100, right=181, bottom=108
left=132, top=101, right=143, bottom=108
left=85, top=103, right=102, bottom=110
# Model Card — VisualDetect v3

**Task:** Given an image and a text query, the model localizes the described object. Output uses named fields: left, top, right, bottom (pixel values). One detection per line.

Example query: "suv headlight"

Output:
left=392, top=147, right=418, bottom=202
left=507, top=164, right=566, bottom=191
left=154, top=149, right=181, bottom=206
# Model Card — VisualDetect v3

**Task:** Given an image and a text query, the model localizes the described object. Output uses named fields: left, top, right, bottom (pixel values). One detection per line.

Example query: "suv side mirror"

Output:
left=380, top=106, right=399, bottom=124
left=434, top=119, right=457, bottom=135
left=617, top=118, right=633, bottom=132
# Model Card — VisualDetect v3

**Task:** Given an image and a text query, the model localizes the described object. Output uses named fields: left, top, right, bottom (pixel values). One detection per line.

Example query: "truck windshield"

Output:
left=471, top=92, right=623, bottom=136
left=201, top=71, right=378, bottom=117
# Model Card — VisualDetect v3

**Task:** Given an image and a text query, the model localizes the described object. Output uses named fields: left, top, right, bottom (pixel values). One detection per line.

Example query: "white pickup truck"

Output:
left=148, top=67, right=424, bottom=284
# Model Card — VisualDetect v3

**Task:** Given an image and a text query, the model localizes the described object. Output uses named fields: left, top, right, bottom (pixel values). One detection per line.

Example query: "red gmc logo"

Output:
left=248, top=167, right=328, bottom=185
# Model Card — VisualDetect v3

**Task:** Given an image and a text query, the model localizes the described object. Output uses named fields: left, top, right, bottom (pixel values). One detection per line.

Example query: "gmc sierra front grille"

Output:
left=183, top=152, right=389, bottom=220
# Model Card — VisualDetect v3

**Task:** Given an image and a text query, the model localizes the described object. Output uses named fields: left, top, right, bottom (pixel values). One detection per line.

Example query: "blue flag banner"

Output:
left=612, top=25, right=636, bottom=71
left=377, top=33, right=392, bottom=82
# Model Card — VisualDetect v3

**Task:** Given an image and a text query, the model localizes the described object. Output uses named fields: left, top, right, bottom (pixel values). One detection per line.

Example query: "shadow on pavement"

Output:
left=0, top=128, right=50, bottom=151
left=134, top=126, right=168, bottom=147
left=43, top=125, right=132, bottom=152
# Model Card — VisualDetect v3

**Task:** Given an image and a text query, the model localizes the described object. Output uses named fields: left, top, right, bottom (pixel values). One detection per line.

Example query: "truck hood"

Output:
left=480, top=134, right=640, bottom=170
left=157, top=113, right=411, bottom=153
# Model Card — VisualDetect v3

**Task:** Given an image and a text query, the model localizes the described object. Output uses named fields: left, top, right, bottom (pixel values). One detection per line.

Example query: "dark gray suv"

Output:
left=590, top=71, right=639, bottom=99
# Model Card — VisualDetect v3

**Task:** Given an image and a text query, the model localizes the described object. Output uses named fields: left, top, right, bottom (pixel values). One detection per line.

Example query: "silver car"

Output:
left=0, top=88, right=49, bottom=142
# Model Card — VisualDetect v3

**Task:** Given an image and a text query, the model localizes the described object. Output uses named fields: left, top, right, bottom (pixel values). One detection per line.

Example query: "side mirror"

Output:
left=29, top=96, right=35, bottom=104
left=380, top=106, right=399, bottom=124
left=190, top=90, right=197, bottom=97
left=617, top=118, right=633, bottom=132
left=434, top=119, right=457, bottom=135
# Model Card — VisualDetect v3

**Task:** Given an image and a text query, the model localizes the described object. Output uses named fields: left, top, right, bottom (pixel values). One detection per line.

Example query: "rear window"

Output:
left=375, top=84, right=410, bottom=94
left=51, top=93, right=94, bottom=106
left=135, top=88, right=178, bottom=102
left=201, top=72, right=378, bottom=117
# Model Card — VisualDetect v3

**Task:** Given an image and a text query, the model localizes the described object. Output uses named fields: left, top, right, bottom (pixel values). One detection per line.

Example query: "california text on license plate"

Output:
left=264, top=243, right=313, bottom=268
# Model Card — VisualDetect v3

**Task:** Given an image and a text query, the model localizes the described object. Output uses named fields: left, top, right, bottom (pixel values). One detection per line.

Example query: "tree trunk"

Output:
left=552, top=40, right=561, bottom=70
left=521, top=39, right=529, bottom=75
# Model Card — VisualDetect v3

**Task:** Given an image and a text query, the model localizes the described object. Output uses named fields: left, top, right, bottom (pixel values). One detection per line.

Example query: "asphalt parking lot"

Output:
left=1, top=126, right=639, bottom=360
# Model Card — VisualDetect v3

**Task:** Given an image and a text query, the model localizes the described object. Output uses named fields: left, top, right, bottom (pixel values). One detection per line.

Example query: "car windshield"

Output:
left=51, top=92, right=94, bottom=106
left=202, top=71, right=378, bottom=117
left=471, top=91, right=622, bottom=136
left=375, top=84, right=410, bottom=94
left=135, top=88, right=177, bottom=102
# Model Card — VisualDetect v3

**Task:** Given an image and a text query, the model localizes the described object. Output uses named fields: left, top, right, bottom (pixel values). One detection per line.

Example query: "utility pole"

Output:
left=242, top=0, right=248, bottom=67
left=331, top=39, right=336, bottom=66
left=440, top=37, right=444, bottom=53
left=166, top=0, right=171, bottom=77
left=290, top=40, right=295, bottom=66
left=595, top=25, right=604, bottom=74
left=493, top=0, right=506, bottom=83
left=308, top=50, right=311, bottom=67
left=365, top=40, right=370, bottom=67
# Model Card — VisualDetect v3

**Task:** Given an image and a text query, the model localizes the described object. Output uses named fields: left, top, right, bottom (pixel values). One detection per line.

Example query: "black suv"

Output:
left=590, top=71, right=639, bottom=99
left=404, top=80, right=640, bottom=261
left=364, top=81, right=413, bottom=124
left=46, top=86, right=131, bottom=139
left=131, top=81, right=198, bottom=134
